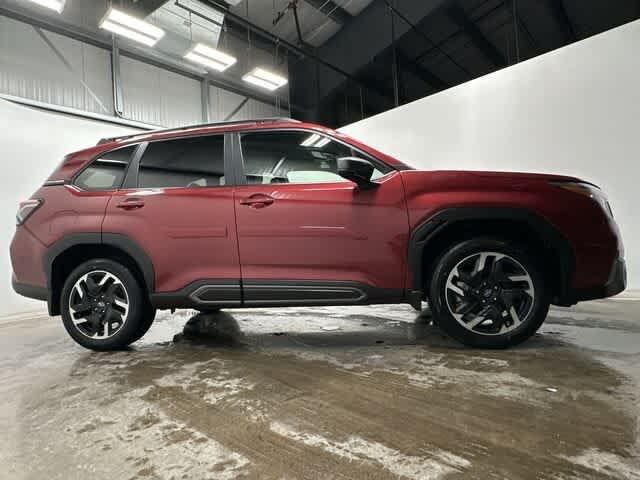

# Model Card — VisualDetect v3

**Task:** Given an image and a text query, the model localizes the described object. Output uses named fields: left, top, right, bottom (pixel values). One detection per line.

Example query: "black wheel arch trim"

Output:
left=408, top=207, right=575, bottom=305
left=44, top=232, right=155, bottom=315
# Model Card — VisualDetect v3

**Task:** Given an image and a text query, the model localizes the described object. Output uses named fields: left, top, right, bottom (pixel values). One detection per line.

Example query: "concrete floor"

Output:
left=1, top=299, right=639, bottom=480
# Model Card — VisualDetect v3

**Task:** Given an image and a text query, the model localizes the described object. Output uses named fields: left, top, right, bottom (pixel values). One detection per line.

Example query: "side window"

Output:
left=75, top=145, right=136, bottom=190
left=138, top=135, right=225, bottom=188
left=240, top=131, right=388, bottom=185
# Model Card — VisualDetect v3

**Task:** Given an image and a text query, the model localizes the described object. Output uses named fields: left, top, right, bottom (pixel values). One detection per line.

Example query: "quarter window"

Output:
left=138, top=135, right=225, bottom=188
left=74, top=145, right=136, bottom=190
left=240, top=131, right=388, bottom=185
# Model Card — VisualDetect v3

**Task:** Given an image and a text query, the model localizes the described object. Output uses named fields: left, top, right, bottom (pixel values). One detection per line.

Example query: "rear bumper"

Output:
left=571, top=258, right=627, bottom=303
left=12, top=274, right=48, bottom=302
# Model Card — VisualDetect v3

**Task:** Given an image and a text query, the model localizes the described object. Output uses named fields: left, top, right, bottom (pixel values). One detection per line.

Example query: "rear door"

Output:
left=103, top=133, right=241, bottom=304
left=232, top=129, right=409, bottom=305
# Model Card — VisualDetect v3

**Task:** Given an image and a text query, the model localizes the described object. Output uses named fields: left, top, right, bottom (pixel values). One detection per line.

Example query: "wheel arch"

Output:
left=408, top=208, right=575, bottom=306
left=44, top=233, right=154, bottom=315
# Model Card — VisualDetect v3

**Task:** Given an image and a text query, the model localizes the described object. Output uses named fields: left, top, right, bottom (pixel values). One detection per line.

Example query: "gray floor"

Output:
left=1, top=298, right=639, bottom=479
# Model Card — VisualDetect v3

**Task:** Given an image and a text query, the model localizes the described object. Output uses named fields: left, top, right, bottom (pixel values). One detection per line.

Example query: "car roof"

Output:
left=94, top=118, right=410, bottom=170
left=98, top=117, right=304, bottom=145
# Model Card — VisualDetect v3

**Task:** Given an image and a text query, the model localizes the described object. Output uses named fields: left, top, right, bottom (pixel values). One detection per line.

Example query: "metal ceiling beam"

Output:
left=302, top=0, right=352, bottom=26
left=445, top=3, right=507, bottom=67
left=122, top=0, right=169, bottom=16
left=546, top=0, right=577, bottom=43
left=396, top=51, right=447, bottom=90
left=197, top=0, right=395, bottom=101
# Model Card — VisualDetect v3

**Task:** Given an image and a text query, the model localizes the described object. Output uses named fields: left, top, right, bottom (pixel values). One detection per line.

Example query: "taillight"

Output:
left=16, top=199, right=43, bottom=226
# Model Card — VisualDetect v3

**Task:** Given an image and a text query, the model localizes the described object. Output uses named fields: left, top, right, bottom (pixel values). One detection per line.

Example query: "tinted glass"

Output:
left=75, top=145, right=136, bottom=190
left=138, top=135, right=225, bottom=188
left=240, top=131, right=388, bottom=185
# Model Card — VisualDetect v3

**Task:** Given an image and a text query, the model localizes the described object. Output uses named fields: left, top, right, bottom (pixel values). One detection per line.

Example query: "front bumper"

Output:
left=573, top=258, right=627, bottom=303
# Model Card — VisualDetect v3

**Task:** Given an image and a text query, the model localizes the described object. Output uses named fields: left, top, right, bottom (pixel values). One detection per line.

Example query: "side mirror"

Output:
left=337, top=157, right=378, bottom=189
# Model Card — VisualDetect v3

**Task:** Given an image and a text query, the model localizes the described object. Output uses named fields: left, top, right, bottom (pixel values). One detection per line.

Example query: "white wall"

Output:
left=0, top=99, right=138, bottom=316
left=341, top=19, right=640, bottom=289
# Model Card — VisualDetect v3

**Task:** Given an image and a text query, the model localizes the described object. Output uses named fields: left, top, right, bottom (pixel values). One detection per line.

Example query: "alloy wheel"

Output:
left=68, top=270, right=129, bottom=339
left=444, top=251, right=535, bottom=336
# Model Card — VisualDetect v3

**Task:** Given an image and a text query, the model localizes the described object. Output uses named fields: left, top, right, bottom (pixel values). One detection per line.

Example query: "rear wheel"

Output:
left=61, top=259, right=152, bottom=350
left=130, top=303, right=156, bottom=344
left=428, top=238, right=550, bottom=348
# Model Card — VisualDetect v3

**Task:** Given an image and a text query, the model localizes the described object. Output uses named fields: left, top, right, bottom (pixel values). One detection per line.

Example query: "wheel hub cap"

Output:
left=444, top=251, right=535, bottom=336
left=68, top=271, right=129, bottom=339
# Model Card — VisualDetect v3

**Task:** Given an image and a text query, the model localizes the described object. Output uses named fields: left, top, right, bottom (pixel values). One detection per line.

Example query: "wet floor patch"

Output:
left=1, top=301, right=639, bottom=479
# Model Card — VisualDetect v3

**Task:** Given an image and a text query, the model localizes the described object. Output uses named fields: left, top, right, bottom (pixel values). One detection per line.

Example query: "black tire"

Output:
left=60, top=259, right=150, bottom=351
left=130, top=303, right=157, bottom=344
left=428, top=238, right=550, bottom=348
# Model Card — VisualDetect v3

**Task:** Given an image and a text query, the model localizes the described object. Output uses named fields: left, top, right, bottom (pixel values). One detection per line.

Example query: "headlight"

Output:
left=551, top=182, right=613, bottom=217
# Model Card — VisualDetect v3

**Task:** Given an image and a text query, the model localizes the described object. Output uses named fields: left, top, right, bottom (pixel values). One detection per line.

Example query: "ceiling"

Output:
left=0, top=0, right=376, bottom=48
left=0, top=0, right=638, bottom=127
left=229, top=0, right=375, bottom=47
left=290, top=0, right=640, bottom=126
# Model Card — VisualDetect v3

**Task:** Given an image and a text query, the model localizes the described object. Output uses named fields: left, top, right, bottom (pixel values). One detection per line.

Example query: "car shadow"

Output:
left=167, top=309, right=565, bottom=352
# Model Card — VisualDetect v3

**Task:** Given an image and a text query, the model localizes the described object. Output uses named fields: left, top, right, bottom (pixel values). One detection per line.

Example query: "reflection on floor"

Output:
left=1, top=299, right=639, bottom=479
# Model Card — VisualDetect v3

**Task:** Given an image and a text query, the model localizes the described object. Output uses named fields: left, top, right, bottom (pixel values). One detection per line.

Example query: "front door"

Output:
left=233, top=130, right=409, bottom=305
left=103, top=133, right=241, bottom=304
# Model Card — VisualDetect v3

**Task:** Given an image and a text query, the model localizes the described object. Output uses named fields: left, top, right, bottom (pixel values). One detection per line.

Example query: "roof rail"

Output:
left=97, top=117, right=301, bottom=145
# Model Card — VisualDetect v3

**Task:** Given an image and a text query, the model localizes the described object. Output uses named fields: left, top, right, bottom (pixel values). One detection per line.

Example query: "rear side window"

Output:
left=75, top=145, right=136, bottom=190
left=138, top=135, right=225, bottom=188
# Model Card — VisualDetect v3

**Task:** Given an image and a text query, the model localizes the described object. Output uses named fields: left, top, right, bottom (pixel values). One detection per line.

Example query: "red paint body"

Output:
left=10, top=120, right=625, bottom=312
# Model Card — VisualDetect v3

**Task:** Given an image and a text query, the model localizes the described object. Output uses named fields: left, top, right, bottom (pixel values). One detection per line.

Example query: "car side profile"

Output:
left=11, top=118, right=626, bottom=350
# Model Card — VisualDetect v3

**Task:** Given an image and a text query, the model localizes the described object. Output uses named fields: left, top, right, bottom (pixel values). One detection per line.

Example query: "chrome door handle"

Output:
left=240, top=194, right=274, bottom=208
left=116, top=199, right=145, bottom=210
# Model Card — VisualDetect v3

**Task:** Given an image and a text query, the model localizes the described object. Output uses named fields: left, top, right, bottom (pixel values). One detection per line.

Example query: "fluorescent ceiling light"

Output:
left=184, top=43, right=237, bottom=72
left=100, top=7, right=165, bottom=47
left=27, top=0, right=65, bottom=13
left=315, top=137, right=331, bottom=148
left=242, top=67, right=288, bottom=91
left=300, top=134, right=331, bottom=148
left=301, top=134, right=320, bottom=147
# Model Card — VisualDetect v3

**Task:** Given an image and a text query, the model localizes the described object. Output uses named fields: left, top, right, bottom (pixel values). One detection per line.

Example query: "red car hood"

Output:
left=402, top=169, right=585, bottom=184
left=465, top=171, right=582, bottom=183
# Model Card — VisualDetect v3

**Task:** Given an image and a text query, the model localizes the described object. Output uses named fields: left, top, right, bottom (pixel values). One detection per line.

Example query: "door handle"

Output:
left=240, top=194, right=274, bottom=208
left=116, top=198, right=145, bottom=210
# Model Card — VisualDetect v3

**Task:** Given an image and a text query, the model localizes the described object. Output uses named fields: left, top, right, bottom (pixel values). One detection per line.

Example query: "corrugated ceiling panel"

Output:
left=208, top=85, right=279, bottom=121
left=0, top=16, right=113, bottom=115
left=120, top=56, right=201, bottom=127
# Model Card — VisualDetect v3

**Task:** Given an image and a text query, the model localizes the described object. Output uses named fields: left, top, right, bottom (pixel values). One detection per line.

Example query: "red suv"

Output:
left=11, top=118, right=626, bottom=350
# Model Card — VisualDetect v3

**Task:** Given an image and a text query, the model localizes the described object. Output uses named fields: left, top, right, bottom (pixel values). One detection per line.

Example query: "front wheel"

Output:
left=60, top=259, right=151, bottom=351
left=428, top=238, right=550, bottom=348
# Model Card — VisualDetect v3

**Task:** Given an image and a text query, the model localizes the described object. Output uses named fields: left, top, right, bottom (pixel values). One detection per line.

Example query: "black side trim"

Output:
left=12, top=275, right=48, bottom=302
left=243, top=280, right=366, bottom=305
left=151, top=280, right=404, bottom=309
left=151, top=280, right=241, bottom=309
left=243, top=280, right=403, bottom=307
left=408, top=207, right=575, bottom=303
